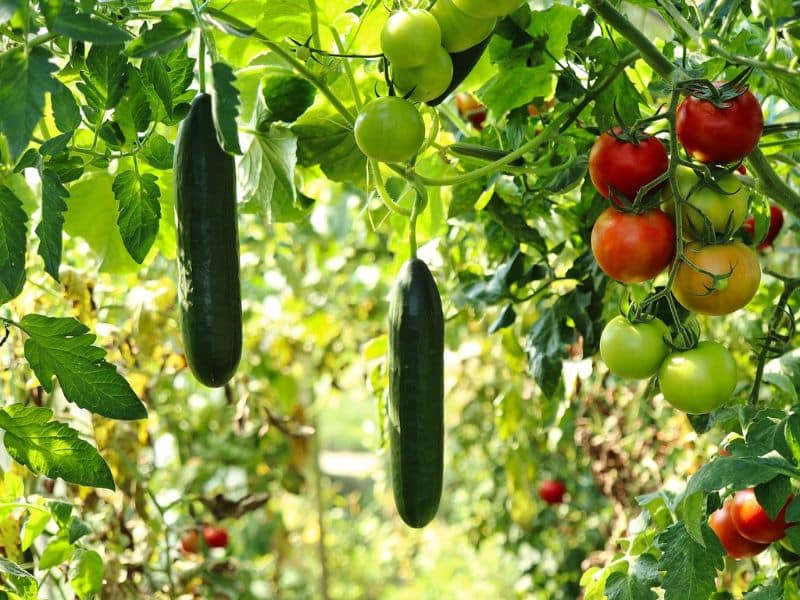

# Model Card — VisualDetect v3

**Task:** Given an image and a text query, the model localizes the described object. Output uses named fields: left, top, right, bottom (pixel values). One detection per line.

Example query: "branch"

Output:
left=748, top=148, right=800, bottom=217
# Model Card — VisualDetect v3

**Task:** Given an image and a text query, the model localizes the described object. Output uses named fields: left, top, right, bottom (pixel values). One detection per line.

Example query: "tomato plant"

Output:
left=451, top=0, right=525, bottom=18
left=430, top=0, right=496, bottom=53
left=599, top=316, right=670, bottom=379
left=729, top=489, right=791, bottom=543
left=203, top=525, right=230, bottom=548
left=539, top=480, right=566, bottom=505
left=588, top=131, right=669, bottom=204
left=672, top=242, right=761, bottom=315
left=590, top=208, right=675, bottom=283
left=353, top=97, right=426, bottom=163
left=658, top=341, right=737, bottom=414
left=662, top=165, right=749, bottom=239
left=676, top=86, right=764, bottom=164
left=743, top=204, right=785, bottom=249
left=380, top=9, right=442, bottom=69
left=709, top=502, right=770, bottom=559
left=181, top=530, right=200, bottom=553
left=392, top=46, right=454, bottom=102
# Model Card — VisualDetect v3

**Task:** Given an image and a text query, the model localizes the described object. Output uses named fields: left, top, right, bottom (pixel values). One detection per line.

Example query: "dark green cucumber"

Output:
left=427, top=36, right=492, bottom=107
left=174, top=93, right=242, bottom=387
left=388, top=258, right=444, bottom=528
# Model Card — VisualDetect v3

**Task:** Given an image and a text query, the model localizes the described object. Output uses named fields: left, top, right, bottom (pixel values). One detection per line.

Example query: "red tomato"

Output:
left=455, top=93, right=487, bottom=130
left=180, top=530, right=200, bottom=553
left=202, top=525, right=229, bottom=548
left=539, top=480, right=566, bottom=505
left=729, top=488, right=791, bottom=543
left=676, top=86, right=764, bottom=164
left=588, top=130, right=669, bottom=204
left=709, top=501, right=770, bottom=559
left=743, top=205, right=785, bottom=250
left=591, top=207, right=676, bottom=283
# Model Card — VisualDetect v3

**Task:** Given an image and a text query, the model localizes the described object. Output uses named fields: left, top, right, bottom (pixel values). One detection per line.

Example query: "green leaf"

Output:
left=111, top=169, right=161, bottom=263
left=261, top=71, right=316, bottom=123
left=686, top=455, right=800, bottom=496
left=140, top=133, right=174, bottom=169
left=48, top=500, right=72, bottom=528
left=54, top=11, right=132, bottom=44
left=0, top=46, right=59, bottom=160
left=141, top=57, right=173, bottom=118
left=17, top=314, right=147, bottom=420
left=113, top=66, right=153, bottom=137
left=755, top=475, right=792, bottom=521
left=762, top=372, right=798, bottom=403
left=68, top=518, right=92, bottom=544
left=0, top=185, right=28, bottom=304
left=0, top=404, right=115, bottom=489
left=20, top=503, right=51, bottom=551
left=0, top=557, right=33, bottom=580
left=678, top=490, right=706, bottom=545
left=203, top=7, right=256, bottom=37
left=605, top=568, right=657, bottom=600
left=69, top=549, right=103, bottom=598
left=51, top=81, right=81, bottom=132
left=161, top=44, right=195, bottom=112
left=212, top=62, right=243, bottom=154
left=743, top=583, right=782, bottom=599
left=125, top=9, right=195, bottom=58
left=77, top=44, right=128, bottom=111
left=39, top=537, right=74, bottom=569
left=657, top=522, right=723, bottom=600
left=35, top=169, right=68, bottom=281
left=0, top=0, right=21, bottom=25
left=39, top=131, right=73, bottom=156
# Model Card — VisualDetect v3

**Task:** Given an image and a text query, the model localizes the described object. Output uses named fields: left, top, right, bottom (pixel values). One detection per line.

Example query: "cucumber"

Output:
left=174, top=93, right=242, bottom=387
left=388, top=258, right=444, bottom=528
left=426, top=36, right=491, bottom=107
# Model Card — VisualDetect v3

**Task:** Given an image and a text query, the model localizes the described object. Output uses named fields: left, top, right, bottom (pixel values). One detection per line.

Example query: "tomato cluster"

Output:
left=180, top=524, right=230, bottom=554
left=709, top=488, right=792, bottom=559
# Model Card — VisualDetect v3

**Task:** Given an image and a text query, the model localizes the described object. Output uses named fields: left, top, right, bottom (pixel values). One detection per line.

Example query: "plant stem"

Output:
left=369, top=160, right=412, bottom=217
left=330, top=27, right=363, bottom=111
left=748, top=148, right=800, bottom=216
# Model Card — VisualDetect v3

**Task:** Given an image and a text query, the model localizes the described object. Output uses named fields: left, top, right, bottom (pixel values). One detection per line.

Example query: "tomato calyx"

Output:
left=678, top=68, right=755, bottom=110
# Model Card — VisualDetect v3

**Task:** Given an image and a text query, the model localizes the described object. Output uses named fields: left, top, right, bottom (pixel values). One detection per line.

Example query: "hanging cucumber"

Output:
left=388, top=258, right=444, bottom=528
left=174, top=93, right=242, bottom=387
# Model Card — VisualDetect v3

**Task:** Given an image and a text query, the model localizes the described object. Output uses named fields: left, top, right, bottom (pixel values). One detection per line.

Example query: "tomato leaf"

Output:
left=0, top=185, right=28, bottom=304
left=35, top=169, right=68, bottom=282
left=211, top=62, right=243, bottom=154
left=686, top=456, right=800, bottom=496
left=125, top=9, right=195, bottom=58
left=69, top=549, right=104, bottom=598
left=17, top=314, right=147, bottom=420
left=605, top=555, right=658, bottom=600
left=77, top=44, right=129, bottom=112
left=111, top=169, right=161, bottom=263
left=754, top=475, right=792, bottom=521
left=656, top=522, right=723, bottom=600
left=0, top=404, right=115, bottom=489
left=54, top=11, right=132, bottom=44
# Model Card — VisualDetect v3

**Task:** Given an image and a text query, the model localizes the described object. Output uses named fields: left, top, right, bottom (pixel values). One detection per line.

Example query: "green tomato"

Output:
left=599, top=316, right=671, bottom=379
left=430, top=0, right=496, bottom=53
left=392, top=46, right=454, bottom=102
left=658, top=341, right=737, bottom=414
left=381, top=9, right=441, bottom=69
left=662, top=165, right=749, bottom=239
left=354, top=97, right=425, bottom=163
left=451, top=0, right=526, bottom=18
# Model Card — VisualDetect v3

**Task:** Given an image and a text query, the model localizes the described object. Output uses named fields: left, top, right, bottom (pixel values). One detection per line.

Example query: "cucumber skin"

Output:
left=388, top=259, right=444, bottom=528
left=174, top=93, right=242, bottom=388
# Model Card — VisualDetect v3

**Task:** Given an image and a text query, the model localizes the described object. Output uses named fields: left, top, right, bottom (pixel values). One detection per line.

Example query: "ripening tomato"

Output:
left=588, top=130, right=669, bottom=204
left=730, top=488, right=791, bottom=543
left=181, top=529, right=200, bottom=553
left=381, top=9, right=441, bottom=69
left=743, top=205, right=785, bottom=250
left=455, top=93, right=487, bottom=129
left=452, top=0, right=525, bottom=18
left=539, top=480, right=566, bottom=505
left=709, top=501, right=770, bottom=559
left=676, top=86, right=764, bottom=164
left=662, top=165, right=749, bottom=239
left=600, top=316, right=671, bottom=379
left=658, top=341, right=737, bottom=414
left=672, top=241, right=761, bottom=315
left=392, top=46, right=454, bottom=102
left=203, top=525, right=229, bottom=548
left=590, top=207, right=676, bottom=283
left=354, top=97, right=425, bottom=163
left=430, top=0, right=496, bottom=53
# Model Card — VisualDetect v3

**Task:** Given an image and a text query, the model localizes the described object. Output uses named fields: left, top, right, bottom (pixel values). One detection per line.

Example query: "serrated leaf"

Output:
left=0, top=404, right=115, bottom=489
left=755, top=476, right=792, bottom=521
left=679, top=490, right=706, bottom=545
left=125, top=9, right=195, bottom=58
left=54, top=11, right=132, bottom=44
left=69, top=549, right=103, bottom=597
left=68, top=518, right=91, bottom=544
left=111, top=169, right=161, bottom=263
left=525, top=308, right=567, bottom=398
left=657, top=522, right=723, bottom=600
left=605, top=570, right=657, bottom=600
left=212, top=62, right=242, bottom=154
left=39, top=131, right=73, bottom=156
left=77, top=44, right=128, bottom=111
left=14, top=148, right=40, bottom=172
left=18, top=314, right=147, bottom=420
left=0, top=46, right=59, bottom=160
left=686, top=455, right=800, bottom=496
left=763, top=372, right=798, bottom=403
left=36, top=169, right=68, bottom=281
left=140, top=133, right=173, bottom=169
left=743, top=582, right=782, bottom=599
left=489, top=304, right=516, bottom=334
left=51, top=81, right=81, bottom=132
left=0, top=185, right=28, bottom=304
left=48, top=500, right=72, bottom=528
left=141, top=57, right=173, bottom=117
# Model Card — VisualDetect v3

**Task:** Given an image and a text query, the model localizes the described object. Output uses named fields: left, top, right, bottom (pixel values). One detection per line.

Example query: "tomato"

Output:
left=588, top=131, right=669, bottom=204
left=527, top=99, right=556, bottom=116
left=658, top=341, right=737, bottom=414
left=455, top=93, right=487, bottom=129
left=539, top=480, right=566, bottom=504
left=672, top=242, right=761, bottom=315
left=600, top=316, right=670, bottom=379
left=662, top=166, right=749, bottom=239
left=380, top=9, right=441, bottom=69
left=354, top=97, right=425, bottom=163
left=709, top=501, right=770, bottom=559
left=203, top=525, right=229, bottom=548
left=743, top=205, right=784, bottom=250
left=181, top=530, right=200, bottom=553
left=392, top=46, right=454, bottom=102
left=730, top=488, right=791, bottom=543
left=591, top=207, right=676, bottom=283
left=676, top=86, right=764, bottom=164
left=451, top=0, right=525, bottom=18
left=430, top=0, right=496, bottom=53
